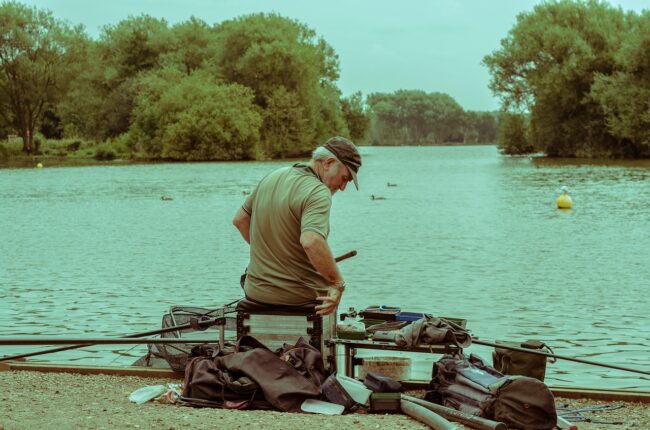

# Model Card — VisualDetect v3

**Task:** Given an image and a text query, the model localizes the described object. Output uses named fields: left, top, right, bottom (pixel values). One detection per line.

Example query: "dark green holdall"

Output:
left=492, top=340, right=556, bottom=382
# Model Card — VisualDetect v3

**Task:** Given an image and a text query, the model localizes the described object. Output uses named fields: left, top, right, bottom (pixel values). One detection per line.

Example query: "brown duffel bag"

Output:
left=181, top=355, right=266, bottom=409
left=181, top=335, right=322, bottom=412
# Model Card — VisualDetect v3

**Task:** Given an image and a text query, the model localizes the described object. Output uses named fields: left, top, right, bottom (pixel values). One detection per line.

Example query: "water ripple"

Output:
left=1, top=147, right=648, bottom=388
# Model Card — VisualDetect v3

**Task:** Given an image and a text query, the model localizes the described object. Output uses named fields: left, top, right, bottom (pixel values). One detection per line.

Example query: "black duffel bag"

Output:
left=425, top=353, right=557, bottom=430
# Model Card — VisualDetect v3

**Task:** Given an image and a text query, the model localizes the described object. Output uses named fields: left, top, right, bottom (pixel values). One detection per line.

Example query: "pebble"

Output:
left=0, top=371, right=647, bottom=430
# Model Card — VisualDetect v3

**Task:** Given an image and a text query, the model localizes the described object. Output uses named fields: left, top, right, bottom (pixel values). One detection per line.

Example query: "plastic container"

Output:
left=335, top=374, right=372, bottom=405
left=358, top=356, right=411, bottom=381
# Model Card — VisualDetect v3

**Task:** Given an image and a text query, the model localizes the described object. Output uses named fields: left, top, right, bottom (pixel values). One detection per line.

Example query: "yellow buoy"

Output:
left=36, top=162, right=43, bottom=169
left=557, top=186, right=572, bottom=209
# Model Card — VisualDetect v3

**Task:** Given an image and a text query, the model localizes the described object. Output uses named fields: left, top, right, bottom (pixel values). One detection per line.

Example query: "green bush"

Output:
left=105, top=133, right=131, bottom=156
left=66, top=140, right=82, bottom=151
left=131, top=71, right=262, bottom=161
left=93, top=146, right=116, bottom=160
left=33, top=133, right=45, bottom=155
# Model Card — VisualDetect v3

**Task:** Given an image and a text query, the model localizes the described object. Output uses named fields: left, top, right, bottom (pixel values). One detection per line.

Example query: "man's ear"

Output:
left=324, top=158, right=337, bottom=170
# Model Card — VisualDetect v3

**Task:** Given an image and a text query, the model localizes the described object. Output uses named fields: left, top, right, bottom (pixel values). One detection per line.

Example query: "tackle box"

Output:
left=359, top=305, right=401, bottom=321
left=395, top=311, right=426, bottom=322
left=337, top=323, right=367, bottom=340
left=369, top=392, right=401, bottom=413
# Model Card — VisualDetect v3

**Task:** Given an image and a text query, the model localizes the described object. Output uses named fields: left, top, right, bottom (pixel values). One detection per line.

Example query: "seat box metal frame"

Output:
left=236, top=310, right=335, bottom=370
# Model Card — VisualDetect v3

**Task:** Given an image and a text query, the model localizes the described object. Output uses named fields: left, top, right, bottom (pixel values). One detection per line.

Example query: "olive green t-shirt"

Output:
left=242, top=164, right=332, bottom=305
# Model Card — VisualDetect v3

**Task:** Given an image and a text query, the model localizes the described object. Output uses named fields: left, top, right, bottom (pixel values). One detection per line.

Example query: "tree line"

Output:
left=0, top=2, right=500, bottom=162
left=366, top=90, right=497, bottom=145
left=0, top=3, right=359, bottom=160
left=485, top=0, right=650, bottom=158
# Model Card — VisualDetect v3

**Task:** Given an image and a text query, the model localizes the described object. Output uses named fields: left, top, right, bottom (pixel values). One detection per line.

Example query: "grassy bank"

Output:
left=0, top=136, right=141, bottom=169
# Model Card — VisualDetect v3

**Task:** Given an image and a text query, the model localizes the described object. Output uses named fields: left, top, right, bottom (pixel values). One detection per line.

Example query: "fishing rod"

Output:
left=0, top=338, right=224, bottom=346
left=472, top=338, right=650, bottom=377
left=1, top=250, right=358, bottom=362
left=335, top=250, right=357, bottom=262
left=0, top=314, right=226, bottom=362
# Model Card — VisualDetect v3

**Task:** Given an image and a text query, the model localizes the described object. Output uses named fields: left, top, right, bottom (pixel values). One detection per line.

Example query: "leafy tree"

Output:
left=56, top=15, right=171, bottom=142
left=425, top=92, right=465, bottom=143
left=0, top=2, right=87, bottom=152
left=61, top=15, right=172, bottom=141
left=56, top=42, right=102, bottom=139
left=366, top=93, right=405, bottom=145
left=463, top=111, right=499, bottom=143
left=162, top=17, right=218, bottom=75
left=498, top=112, right=534, bottom=154
left=590, top=11, right=650, bottom=156
left=484, top=0, right=628, bottom=157
left=99, top=15, right=171, bottom=84
left=213, top=13, right=346, bottom=154
left=39, top=109, right=63, bottom=139
left=261, top=86, right=309, bottom=158
left=341, top=92, right=370, bottom=143
left=312, top=81, right=349, bottom=145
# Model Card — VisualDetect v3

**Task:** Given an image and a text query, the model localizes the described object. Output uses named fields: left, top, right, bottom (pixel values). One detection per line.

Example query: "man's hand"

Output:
left=315, top=286, right=343, bottom=316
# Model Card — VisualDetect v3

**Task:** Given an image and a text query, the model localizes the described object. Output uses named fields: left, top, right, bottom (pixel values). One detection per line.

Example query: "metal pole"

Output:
left=400, top=399, right=460, bottom=430
left=331, top=250, right=356, bottom=373
left=402, top=395, right=507, bottom=430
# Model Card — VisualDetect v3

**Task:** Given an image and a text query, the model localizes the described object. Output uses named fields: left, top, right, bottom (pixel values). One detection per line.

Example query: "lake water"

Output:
left=1, top=145, right=648, bottom=389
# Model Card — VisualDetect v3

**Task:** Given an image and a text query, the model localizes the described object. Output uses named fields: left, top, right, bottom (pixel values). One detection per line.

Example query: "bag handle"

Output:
left=521, top=340, right=557, bottom=363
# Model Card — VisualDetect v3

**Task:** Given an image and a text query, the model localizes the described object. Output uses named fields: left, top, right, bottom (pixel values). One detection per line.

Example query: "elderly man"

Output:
left=232, top=136, right=361, bottom=316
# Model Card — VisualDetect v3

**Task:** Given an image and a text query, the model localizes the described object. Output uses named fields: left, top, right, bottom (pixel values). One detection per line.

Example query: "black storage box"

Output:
left=363, top=371, right=402, bottom=393
left=369, top=392, right=401, bottom=413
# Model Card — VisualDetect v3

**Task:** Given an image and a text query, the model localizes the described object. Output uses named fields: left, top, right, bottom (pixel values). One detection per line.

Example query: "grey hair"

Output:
left=311, top=146, right=338, bottom=162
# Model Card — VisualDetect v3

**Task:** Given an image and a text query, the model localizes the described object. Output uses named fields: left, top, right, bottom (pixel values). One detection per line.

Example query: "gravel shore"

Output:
left=1, top=371, right=648, bottom=430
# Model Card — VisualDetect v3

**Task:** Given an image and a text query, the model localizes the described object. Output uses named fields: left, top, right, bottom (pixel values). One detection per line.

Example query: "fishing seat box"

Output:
left=235, top=298, right=335, bottom=369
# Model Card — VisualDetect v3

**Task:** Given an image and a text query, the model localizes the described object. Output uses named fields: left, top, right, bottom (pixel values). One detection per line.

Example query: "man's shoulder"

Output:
left=295, top=171, right=329, bottom=198
left=262, top=164, right=329, bottom=197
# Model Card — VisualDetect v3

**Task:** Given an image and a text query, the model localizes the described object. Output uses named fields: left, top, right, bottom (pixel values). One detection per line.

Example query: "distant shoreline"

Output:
left=0, top=143, right=497, bottom=169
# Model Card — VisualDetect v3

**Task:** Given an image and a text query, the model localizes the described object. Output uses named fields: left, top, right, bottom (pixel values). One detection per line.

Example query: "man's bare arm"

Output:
left=300, top=231, right=345, bottom=316
left=300, top=231, right=343, bottom=285
left=233, top=207, right=252, bottom=244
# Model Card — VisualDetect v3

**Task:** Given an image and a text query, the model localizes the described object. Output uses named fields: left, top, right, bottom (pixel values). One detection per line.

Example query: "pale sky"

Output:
left=23, top=0, right=649, bottom=111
